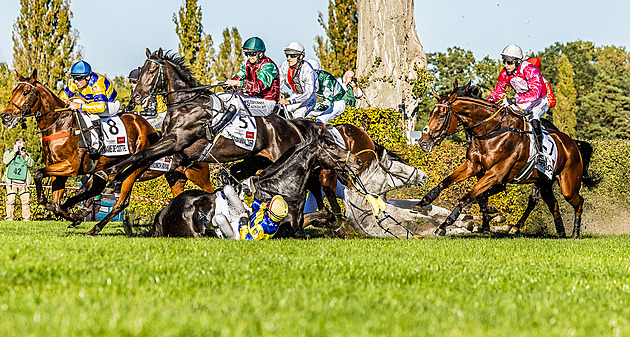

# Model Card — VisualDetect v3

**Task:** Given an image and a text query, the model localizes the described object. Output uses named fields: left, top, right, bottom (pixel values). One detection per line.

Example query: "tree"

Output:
left=426, top=47, right=476, bottom=93
left=173, top=0, right=214, bottom=83
left=356, top=0, right=427, bottom=137
left=0, top=63, right=14, bottom=106
left=315, top=0, right=358, bottom=77
left=12, top=0, right=80, bottom=91
left=553, top=54, right=577, bottom=137
left=210, top=27, right=243, bottom=80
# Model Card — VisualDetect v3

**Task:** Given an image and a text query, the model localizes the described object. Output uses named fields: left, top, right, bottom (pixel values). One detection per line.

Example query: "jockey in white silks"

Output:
left=278, top=42, right=318, bottom=119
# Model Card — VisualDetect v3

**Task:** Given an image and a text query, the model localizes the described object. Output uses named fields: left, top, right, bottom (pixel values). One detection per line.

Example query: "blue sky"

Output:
left=1, top=0, right=629, bottom=78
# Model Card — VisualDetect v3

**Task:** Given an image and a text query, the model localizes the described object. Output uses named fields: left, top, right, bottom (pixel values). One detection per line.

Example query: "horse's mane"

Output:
left=152, top=50, right=203, bottom=87
left=373, top=142, right=408, bottom=164
left=451, top=83, right=498, bottom=109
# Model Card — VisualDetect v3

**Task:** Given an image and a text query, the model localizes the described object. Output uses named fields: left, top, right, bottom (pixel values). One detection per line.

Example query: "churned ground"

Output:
left=0, top=221, right=629, bottom=336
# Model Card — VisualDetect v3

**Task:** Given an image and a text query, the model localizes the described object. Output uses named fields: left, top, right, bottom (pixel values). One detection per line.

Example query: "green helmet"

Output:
left=242, top=37, right=266, bottom=52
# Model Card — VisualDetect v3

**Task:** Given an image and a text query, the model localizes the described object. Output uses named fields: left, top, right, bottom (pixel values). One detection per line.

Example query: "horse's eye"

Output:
left=22, top=90, right=29, bottom=96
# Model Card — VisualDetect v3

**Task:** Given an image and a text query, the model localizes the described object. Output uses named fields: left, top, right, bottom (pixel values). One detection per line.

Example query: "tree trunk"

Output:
left=356, top=0, right=426, bottom=138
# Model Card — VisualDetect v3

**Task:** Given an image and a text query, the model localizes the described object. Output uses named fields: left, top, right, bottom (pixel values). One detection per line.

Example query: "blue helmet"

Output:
left=70, top=60, right=92, bottom=77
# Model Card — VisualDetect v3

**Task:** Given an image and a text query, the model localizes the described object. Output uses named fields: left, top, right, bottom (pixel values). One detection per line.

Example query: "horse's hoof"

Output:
left=93, top=170, right=108, bottom=181
left=433, top=227, right=446, bottom=237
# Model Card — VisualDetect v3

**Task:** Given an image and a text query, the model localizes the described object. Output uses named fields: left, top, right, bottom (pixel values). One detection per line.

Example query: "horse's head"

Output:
left=1, top=70, right=42, bottom=129
left=419, top=91, right=459, bottom=152
left=132, top=48, right=167, bottom=107
left=378, top=150, right=428, bottom=189
left=314, top=132, right=362, bottom=185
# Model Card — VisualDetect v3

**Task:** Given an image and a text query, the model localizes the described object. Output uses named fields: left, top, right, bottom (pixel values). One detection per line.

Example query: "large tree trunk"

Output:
left=356, top=0, right=426, bottom=138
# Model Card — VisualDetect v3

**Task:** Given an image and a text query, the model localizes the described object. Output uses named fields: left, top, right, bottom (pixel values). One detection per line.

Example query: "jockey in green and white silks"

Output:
left=279, top=42, right=318, bottom=118
left=305, top=59, right=346, bottom=124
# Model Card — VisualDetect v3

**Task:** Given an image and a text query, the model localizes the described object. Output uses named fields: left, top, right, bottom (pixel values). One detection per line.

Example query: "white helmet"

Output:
left=501, top=44, right=523, bottom=60
left=284, top=42, right=305, bottom=56
left=306, top=58, right=321, bottom=72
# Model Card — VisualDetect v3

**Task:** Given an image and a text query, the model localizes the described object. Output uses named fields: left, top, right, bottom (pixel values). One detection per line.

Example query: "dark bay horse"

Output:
left=0, top=70, right=214, bottom=227
left=150, top=132, right=362, bottom=238
left=416, top=83, right=599, bottom=238
left=89, top=48, right=378, bottom=234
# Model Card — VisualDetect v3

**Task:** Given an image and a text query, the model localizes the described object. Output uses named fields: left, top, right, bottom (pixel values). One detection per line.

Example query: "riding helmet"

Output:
left=242, top=37, right=266, bottom=52
left=70, top=60, right=92, bottom=77
left=267, top=195, right=288, bottom=222
left=128, top=67, right=141, bottom=81
left=284, top=42, right=305, bottom=56
left=501, top=44, right=523, bottom=60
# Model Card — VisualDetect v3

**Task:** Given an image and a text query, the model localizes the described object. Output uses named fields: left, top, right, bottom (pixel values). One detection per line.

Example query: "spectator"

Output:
left=340, top=71, right=363, bottom=108
left=2, top=139, right=34, bottom=221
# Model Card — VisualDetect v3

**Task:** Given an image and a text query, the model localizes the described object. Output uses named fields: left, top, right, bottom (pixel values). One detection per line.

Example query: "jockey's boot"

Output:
left=206, top=105, right=237, bottom=140
left=531, top=119, right=543, bottom=155
left=90, top=120, right=105, bottom=155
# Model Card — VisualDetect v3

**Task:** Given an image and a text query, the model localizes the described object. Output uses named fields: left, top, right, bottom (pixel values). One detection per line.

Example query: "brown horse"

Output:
left=415, top=82, right=599, bottom=238
left=0, top=70, right=214, bottom=228
left=90, top=49, right=377, bottom=234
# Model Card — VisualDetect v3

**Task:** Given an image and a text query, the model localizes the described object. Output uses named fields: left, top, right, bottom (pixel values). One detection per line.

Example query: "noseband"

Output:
left=6, top=81, right=42, bottom=120
left=422, top=103, right=459, bottom=144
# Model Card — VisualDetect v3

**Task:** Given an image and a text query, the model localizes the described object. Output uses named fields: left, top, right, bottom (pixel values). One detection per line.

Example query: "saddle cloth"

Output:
left=528, top=131, right=558, bottom=180
left=148, top=155, right=173, bottom=172
left=217, top=113, right=258, bottom=151
left=78, top=113, right=130, bottom=156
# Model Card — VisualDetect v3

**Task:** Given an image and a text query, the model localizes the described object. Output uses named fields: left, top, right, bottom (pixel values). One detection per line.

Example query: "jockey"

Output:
left=61, top=60, right=120, bottom=154
left=279, top=42, right=318, bottom=118
left=211, top=184, right=288, bottom=240
left=239, top=195, right=288, bottom=240
left=525, top=57, right=557, bottom=109
left=126, top=67, right=167, bottom=130
left=212, top=37, right=281, bottom=138
left=487, top=44, right=548, bottom=154
left=305, top=59, right=347, bottom=124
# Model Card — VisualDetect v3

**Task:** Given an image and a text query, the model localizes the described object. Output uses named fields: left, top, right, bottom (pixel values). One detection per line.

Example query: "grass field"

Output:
left=0, top=221, right=629, bottom=336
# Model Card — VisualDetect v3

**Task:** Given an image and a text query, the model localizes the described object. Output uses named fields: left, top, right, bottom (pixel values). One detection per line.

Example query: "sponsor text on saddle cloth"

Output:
left=78, top=114, right=130, bottom=156
left=509, top=128, right=557, bottom=182
left=530, top=131, right=557, bottom=180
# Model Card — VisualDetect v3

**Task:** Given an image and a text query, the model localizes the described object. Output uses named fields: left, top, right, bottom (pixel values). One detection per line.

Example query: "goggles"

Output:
left=285, top=54, right=300, bottom=59
left=244, top=51, right=258, bottom=57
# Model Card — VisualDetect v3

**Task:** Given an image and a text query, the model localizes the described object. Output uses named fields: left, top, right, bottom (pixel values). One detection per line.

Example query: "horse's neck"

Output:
left=457, top=99, right=524, bottom=136
left=358, top=161, right=390, bottom=195
left=253, top=151, right=314, bottom=201
left=36, top=84, right=73, bottom=132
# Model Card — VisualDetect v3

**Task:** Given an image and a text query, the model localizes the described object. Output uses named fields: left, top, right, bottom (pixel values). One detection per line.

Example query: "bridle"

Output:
left=422, top=103, right=460, bottom=144
left=6, top=81, right=42, bottom=121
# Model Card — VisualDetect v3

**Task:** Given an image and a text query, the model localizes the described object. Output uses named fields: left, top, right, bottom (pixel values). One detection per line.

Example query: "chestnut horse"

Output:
left=416, top=83, right=599, bottom=238
left=0, top=70, right=214, bottom=228
left=91, top=49, right=378, bottom=234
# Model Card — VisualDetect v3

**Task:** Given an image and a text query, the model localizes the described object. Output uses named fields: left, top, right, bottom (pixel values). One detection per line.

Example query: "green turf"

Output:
left=0, top=221, right=628, bottom=336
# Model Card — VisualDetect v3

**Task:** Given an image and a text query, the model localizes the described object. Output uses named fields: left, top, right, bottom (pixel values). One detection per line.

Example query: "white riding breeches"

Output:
left=307, top=99, right=346, bottom=124
left=286, top=93, right=317, bottom=119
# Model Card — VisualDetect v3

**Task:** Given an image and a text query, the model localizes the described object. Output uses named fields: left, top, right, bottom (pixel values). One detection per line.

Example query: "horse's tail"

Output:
left=576, top=140, right=602, bottom=189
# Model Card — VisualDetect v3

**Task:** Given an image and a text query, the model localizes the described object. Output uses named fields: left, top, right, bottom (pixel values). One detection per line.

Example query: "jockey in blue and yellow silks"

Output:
left=239, top=195, right=288, bottom=240
left=60, top=60, right=121, bottom=154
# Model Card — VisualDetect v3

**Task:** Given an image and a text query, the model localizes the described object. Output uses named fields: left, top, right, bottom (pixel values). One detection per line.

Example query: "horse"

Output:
left=415, top=82, right=599, bottom=238
left=0, top=69, right=214, bottom=228
left=149, top=132, right=362, bottom=238
left=87, top=48, right=377, bottom=234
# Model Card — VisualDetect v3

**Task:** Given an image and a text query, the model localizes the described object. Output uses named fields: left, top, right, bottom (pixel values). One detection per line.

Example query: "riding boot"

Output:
left=90, top=120, right=105, bottom=155
left=205, top=105, right=237, bottom=140
left=531, top=119, right=543, bottom=155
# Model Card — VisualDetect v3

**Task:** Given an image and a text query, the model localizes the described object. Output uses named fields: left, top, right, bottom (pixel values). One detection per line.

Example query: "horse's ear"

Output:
left=30, top=69, right=38, bottom=82
left=381, top=149, right=388, bottom=162
left=146, top=48, right=151, bottom=58
left=16, top=70, right=25, bottom=81
left=432, top=91, right=440, bottom=100
left=447, top=92, right=458, bottom=104
left=158, top=48, right=164, bottom=59
left=464, top=80, right=471, bottom=91
left=453, top=79, right=459, bottom=89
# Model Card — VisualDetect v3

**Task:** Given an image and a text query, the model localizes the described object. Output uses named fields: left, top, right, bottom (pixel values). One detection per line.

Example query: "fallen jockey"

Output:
left=205, top=184, right=289, bottom=240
